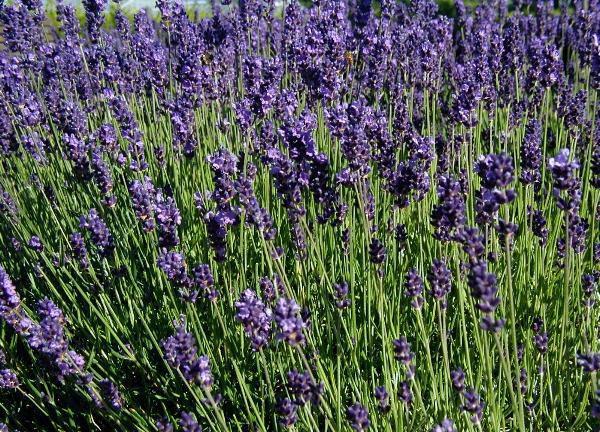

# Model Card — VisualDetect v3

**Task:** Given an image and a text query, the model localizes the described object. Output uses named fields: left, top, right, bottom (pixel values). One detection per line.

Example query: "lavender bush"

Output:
left=0, top=0, right=599, bottom=430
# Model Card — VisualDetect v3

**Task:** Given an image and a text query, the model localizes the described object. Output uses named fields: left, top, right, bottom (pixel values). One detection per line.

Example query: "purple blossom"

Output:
left=404, top=268, right=424, bottom=309
left=450, top=368, right=465, bottom=393
left=161, top=322, right=213, bottom=389
left=27, top=298, right=86, bottom=381
left=155, top=191, right=182, bottom=249
left=100, top=379, right=123, bottom=410
left=286, top=369, right=323, bottom=406
left=431, top=419, right=456, bottom=432
left=0, top=369, right=19, bottom=389
left=79, top=209, right=114, bottom=258
left=347, top=402, right=370, bottom=431
left=27, top=236, right=43, bottom=252
left=374, top=386, right=390, bottom=413
left=333, top=281, right=351, bottom=309
left=179, top=411, right=201, bottom=432
left=273, top=297, right=307, bottom=347
left=576, top=353, right=600, bottom=373
left=462, top=388, right=485, bottom=424
left=69, top=232, right=89, bottom=269
left=428, top=259, right=452, bottom=305
left=276, top=397, right=298, bottom=427
left=520, top=119, right=542, bottom=185
left=397, top=380, right=413, bottom=407
left=234, top=289, right=272, bottom=351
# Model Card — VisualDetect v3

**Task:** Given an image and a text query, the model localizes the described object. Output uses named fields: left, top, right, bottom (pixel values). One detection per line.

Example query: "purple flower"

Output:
left=179, top=411, right=201, bottom=432
left=397, top=380, right=413, bottom=407
left=161, top=322, right=213, bottom=388
left=582, top=273, right=597, bottom=307
left=431, top=419, right=456, bottom=432
left=28, top=236, right=43, bottom=252
left=79, top=209, right=114, bottom=258
left=157, top=249, right=190, bottom=292
left=0, top=266, right=31, bottom=333
left=528, top=207, right=548, bottom=246
left=549, top=149, right=581, bottom=212
left=0, top=369, right=19, bottom=389
left=431, top=175, right=466, bottom=242
left=334, top=281, right=351, bottom=309
left=393, top=336, right=415, bottom=378
left=404, top=268, right=424, bottom=309
left=276, top=397, right=298, bottom=427
left=286, top=369, right=323, bottom=406
left=128, top=177, right=156, bottom=232
left=347, top=402, right=370, bottom=431
left=428, top=259, right=452, bottom=305
left=576, top=353, right=600, bottom=373
left=155, top=191, right=182, bottom=249
left=234, top=290, right=272, bottom=351
left=28, top=298, right=86, bottom=381
left=192, top=264, right=217, bottom=302
left=462, top=388, right=485, bottom=424
left=520, top=119, right=542, bottom=185
left=467, top=261, right=504, bottom=332
left=368, top=238, right=387, bottom=265
left=273, top=297, right=307, bottom=346
left=374, top=386, right=390, bottom=413
left=450, top=368, right=465, bottom=393
left=100, top=379, right=123, bottom=410
left=69, top=232, right=89, bottom=269
left=156, top=419, right=174, bottom=432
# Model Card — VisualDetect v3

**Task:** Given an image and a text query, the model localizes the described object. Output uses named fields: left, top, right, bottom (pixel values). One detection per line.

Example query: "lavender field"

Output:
left=0, top=0, right=599, bottom=431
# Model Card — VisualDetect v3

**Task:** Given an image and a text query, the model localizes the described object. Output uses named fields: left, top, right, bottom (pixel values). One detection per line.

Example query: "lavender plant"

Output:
left=0, top=0, right=598, bottom=431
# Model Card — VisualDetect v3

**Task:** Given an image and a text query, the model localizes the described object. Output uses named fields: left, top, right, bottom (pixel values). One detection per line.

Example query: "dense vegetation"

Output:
left=0, top=0, right=599, bottom=431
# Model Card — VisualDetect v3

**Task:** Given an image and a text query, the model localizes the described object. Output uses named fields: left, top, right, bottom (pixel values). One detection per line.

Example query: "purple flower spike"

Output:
left=404, top=268, right=424, bottom=309
left=462, top=388, right=485, bottom=424
left=374, top=386, right=390, bottom=413
left=0, top=369, right=19, bottom=389
left=347, top=402, right=370, bottom=431
left=79, top=209, right=114, bottom=258
left=234, top=289, right=272, bottom=351
left=161, top=322, right=213, bottom=389
left=431, top=419, right=456, bottom=432
left=100, top=379, right=123, bottom=410
left=273, top=297, right=307, bottom=347
left=276, top=397, right=298, bottom=427
left=428, top=259, right=452, bottom=305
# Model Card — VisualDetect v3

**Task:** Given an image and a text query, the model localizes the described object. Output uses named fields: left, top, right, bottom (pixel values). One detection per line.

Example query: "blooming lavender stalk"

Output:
left=99, top=378, right=123, bottom=410
left=234, top=289, right=272, bottom=351
left=404, top=268, right=424, bottom=309
left=333, top=281, right=351, bottom=309
left=431, top=419, right=456, bottom=432
left=161, top=322, right=213, bottom=389
left=79, top=209, right=114, bottom=258
left=462, top=388, right=485, bottom=424
left=273, top=297, right=307, bottom=346
left=0, top=265, right=32, bottom=334
left=393, top=336, right=415, bottom=379
left=467, top=261, right=505, bottom=333
left=374, top=386, right=390, bottom=413
left=428, top=259, right=452, bottom=306
left=0, top=369, right=19, bottom=389
left=69, top=232, right=89, bottom=269
left=474, top=153, right=516, bottom=226
left=347, top=402, right=370, bottom=431
left=276, top=397, right=298, bottom=427
left=519, top=119, right=542, bottom=186
left=286, top=369, right=323, bottom=406
left=28, top=298, right=86, bottom=381
left=179, top=411, right=201, bottom=432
